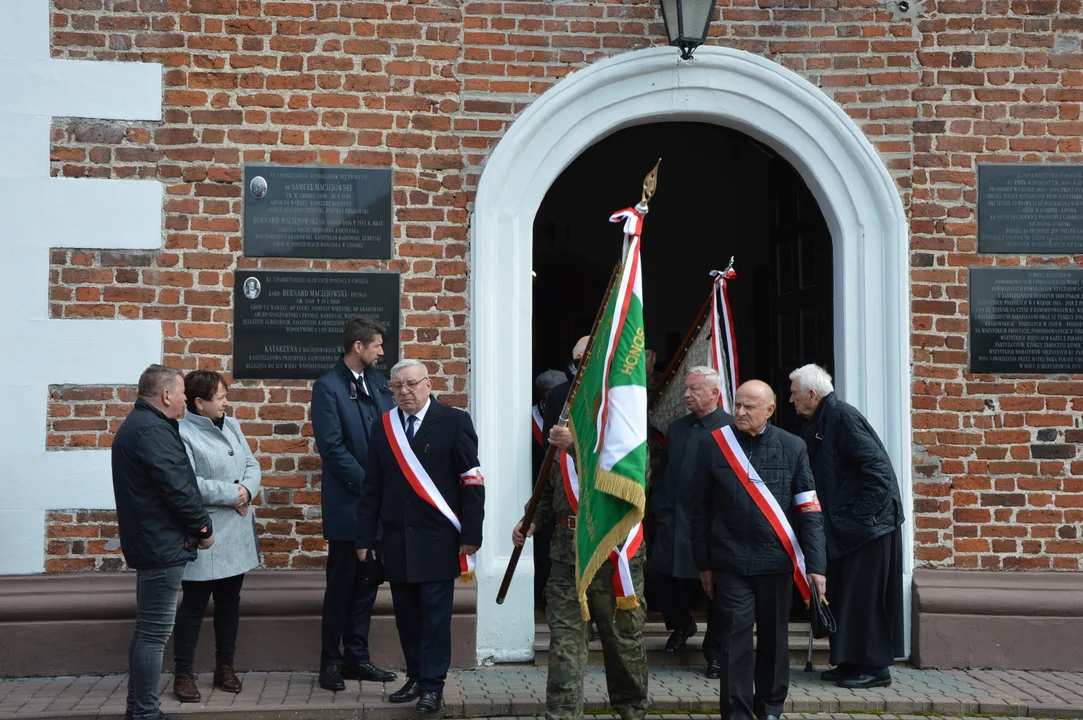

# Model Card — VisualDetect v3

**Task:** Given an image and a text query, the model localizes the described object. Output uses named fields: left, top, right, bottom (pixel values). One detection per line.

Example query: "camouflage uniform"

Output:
left=531, top=458, right=648, bottom=720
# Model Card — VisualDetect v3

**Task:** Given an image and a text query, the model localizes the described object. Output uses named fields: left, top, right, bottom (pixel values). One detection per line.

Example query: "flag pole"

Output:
left=647, top=257, right=736, bottom=410
left=496, top=158, right=661, bottom=605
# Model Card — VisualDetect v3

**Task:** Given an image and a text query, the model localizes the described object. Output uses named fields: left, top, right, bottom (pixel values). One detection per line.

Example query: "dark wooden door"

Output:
left=768, top=159, right=833, bottom=434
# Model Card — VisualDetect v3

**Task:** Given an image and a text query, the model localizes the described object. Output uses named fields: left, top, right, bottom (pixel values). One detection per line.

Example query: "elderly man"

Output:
left=690, top=380, right=826, bottom=720
left=789, top=364, right=904, bottom=689
left=357, top=359, right=484, bottom=714
left=648, top=366, right=733, bottom=678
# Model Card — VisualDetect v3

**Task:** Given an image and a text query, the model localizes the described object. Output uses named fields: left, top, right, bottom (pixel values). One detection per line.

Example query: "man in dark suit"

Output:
left=648, top=366, right=733, bottom=679
left=357, top=359, right=485, bottom=714
left=311, top=317, right=398, bottom=691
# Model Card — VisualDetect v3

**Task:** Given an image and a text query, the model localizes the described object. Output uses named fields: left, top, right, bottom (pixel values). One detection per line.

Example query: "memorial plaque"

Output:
left=243, top=165, right=392, bottom=259
left=970, top=268, right=1083, bottom=373
left=978, top=164, right=1083, bottom=253
left=233, top=271, right=399, bottom=380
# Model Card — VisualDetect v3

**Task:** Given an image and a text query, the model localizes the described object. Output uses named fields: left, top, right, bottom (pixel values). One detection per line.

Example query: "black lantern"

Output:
left=660, top=0, right=716, bottom=60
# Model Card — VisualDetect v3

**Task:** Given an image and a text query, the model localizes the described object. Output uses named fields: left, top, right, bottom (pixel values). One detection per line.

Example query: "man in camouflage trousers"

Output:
left=513, top=421, right=648, bottom=720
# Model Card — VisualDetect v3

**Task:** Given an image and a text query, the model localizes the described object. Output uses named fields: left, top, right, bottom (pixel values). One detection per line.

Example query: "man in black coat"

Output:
left=311, top=317, right=398, bottom=691
left=690, top=380, right=827, bottom=720
left=357, top=359, right=485, bottom=715
left=789, top=364, right=904, bottom=689
left=112, top=364, right=214, bottom=720
left=648, top=366, right=733, bottom=678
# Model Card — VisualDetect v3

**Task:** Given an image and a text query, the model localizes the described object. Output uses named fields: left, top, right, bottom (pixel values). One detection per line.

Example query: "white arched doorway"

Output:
left=469, top=45, right=912, bottom=663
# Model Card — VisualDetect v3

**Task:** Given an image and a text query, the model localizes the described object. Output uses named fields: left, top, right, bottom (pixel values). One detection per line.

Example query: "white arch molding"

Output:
left=469, top=45, right=912, bottom=663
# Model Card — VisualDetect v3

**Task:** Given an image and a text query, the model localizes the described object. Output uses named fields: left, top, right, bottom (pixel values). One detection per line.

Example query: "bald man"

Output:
left=689, top=381, right=827, bottom=720
left=540, top=335, right=589, bottom=442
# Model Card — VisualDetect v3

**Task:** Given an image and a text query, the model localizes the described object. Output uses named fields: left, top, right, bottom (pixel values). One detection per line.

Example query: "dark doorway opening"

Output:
left=532, top=122, right=834, bottom=435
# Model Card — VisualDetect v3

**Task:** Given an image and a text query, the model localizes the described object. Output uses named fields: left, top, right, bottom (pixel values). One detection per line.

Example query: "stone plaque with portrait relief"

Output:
left=243, top=165, right=392, bottom=259
left=233, top=271, right=399, bottom=379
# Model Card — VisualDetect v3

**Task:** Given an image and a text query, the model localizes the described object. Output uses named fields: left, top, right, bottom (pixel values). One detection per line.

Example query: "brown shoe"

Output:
left=213, top=664, right=243, bottom=693
left=173, top=672, right=201, bottom=703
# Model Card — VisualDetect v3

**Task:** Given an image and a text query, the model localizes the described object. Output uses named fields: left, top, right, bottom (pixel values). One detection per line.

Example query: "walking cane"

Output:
left=804, top=624, right=814, bottom=673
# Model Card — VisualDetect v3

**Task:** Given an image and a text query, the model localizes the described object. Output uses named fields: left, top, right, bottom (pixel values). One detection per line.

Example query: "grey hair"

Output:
left=686, top=365, right=722, bottom=391
left=136, top=364, right=184, bottom=399
left=390, top=358, right=428, bottom=380
left=789, top=364, right=834, bottom=397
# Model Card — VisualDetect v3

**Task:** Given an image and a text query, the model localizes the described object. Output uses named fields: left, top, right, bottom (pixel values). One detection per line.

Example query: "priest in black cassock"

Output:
left=789, top=364, right=904, bottom=689
left=647, top=366, right=732, bottom=679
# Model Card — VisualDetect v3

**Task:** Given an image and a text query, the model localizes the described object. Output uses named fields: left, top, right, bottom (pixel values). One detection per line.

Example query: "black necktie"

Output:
left=356, top=375, right=369, bottom=398
left=406, top=415, right=417, bottom=441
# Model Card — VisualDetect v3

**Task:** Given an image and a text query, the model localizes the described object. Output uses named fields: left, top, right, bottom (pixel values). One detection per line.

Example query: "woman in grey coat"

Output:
left=172, top=370, right=261, bottom=703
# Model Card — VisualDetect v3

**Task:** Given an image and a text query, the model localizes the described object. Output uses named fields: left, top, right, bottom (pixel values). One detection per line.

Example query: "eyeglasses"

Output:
left=390, top=378, right=428, bottom=393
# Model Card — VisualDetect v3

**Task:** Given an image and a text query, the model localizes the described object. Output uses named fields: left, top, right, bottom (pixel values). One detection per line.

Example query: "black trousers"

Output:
left=173, top=573, right=245, bottom=673
left=648, top=570, right=722, bottom=663
left=321, top=540, right=381, bottom=667
left=714, top=571, right=792, bottom=720
left=827, top=529, right=904, bottom=669
left=390, top=579, right=455, bottom=693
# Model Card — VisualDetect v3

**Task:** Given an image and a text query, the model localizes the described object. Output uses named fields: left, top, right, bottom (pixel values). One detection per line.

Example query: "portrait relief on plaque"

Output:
left=249, top=175, right=268, bottom=199
left=242, top=276, right=261, bottom=300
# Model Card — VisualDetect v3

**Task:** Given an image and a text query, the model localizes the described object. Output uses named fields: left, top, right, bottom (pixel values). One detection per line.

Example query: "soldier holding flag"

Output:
left=511, top=184, right=657, bottom=720
left=512, top=419, right=648, bottom=720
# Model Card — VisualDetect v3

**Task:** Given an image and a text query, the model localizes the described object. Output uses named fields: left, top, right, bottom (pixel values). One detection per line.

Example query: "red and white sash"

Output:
left=531, top=405, right=544, bottom=446
left=382, top=411, right=478, bottom=583
left=558, top=449, right=643, bottom=609
left=711, top=426, right=816, bottom=603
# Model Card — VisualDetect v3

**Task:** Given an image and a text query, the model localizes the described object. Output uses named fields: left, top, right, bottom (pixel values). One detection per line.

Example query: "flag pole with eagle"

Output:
left=566, top=161, right=659, bottom=619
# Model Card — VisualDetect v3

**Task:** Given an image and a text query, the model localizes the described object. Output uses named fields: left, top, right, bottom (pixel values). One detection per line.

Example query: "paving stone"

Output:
left=3, top=666, right=1083, bottom=720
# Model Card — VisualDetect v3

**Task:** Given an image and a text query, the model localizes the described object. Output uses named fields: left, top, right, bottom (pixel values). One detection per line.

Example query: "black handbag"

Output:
left=809, top=590, right=837, bottom=639
left=359, top=550, right=385, bottom=586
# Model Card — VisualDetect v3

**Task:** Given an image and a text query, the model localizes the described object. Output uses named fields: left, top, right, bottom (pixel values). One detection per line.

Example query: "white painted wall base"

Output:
left=470, top=46, right=912, bottom=662
left=0, top=0, right=164, bottom=574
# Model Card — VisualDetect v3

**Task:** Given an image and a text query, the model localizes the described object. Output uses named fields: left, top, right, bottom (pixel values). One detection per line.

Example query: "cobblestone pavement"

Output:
left=2, top=665, right=1083, bottom=719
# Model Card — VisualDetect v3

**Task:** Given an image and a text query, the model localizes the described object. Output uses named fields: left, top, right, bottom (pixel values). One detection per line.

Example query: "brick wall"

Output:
left=41, top=0, right=1083, bottom=573
left=908, top=0, right=1083, bottom=571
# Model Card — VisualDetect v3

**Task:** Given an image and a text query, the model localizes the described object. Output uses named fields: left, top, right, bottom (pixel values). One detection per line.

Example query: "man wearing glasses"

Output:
left=311, top=317, right=398, bottom=691
left=357, top=359, right=485, bottom=714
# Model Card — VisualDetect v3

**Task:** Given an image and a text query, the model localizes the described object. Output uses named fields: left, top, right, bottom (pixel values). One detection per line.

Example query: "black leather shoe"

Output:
left=348, top=662, right=398, bottom=683
left=838, top=671, right=891, bottom=689
left=821, top=663, right=856, bottom=682
left=417, top=690, right=443, bottom=714
left=389, top=678, right=422, bottom=703
left=706, top=660, right=721, bottom=679
left=665, top=622, right=697, bottom=653
left=319, top=664, right=346, bottom=691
